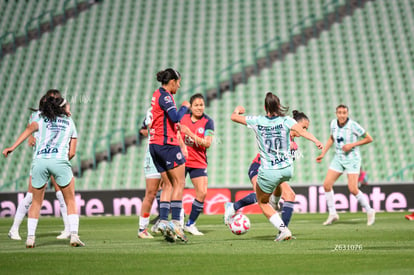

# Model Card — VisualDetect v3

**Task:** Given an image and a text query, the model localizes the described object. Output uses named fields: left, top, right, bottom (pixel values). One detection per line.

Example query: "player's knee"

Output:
left=162, top=183, right=173, bottom=192
left=285, top=191, right=296, bottom=201
left=258, top=197, right=269, bottom=205
left=323, top=182, right=332, bottom=191
left=198, top=191, right=207, bottom=201
left=146, top=189, right=158, bottom=198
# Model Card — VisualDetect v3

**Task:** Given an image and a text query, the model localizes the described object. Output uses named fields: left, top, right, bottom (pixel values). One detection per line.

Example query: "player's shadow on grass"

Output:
left=37, top=232, right=63, bottom=238
left=33, top=232, right=72, bottom=247
left=250, top=235, right=293, bottom=241
left=331, top=220, right=363, bottom=225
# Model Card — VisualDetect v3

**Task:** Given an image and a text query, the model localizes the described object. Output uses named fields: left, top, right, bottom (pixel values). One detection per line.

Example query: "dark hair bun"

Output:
left=156, top=68, right=180, bottom=85
left=156, top=71, right=166, bottom=83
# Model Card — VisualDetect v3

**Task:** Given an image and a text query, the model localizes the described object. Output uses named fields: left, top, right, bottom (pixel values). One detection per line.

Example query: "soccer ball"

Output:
left=228, top=214, right=250, bottom=235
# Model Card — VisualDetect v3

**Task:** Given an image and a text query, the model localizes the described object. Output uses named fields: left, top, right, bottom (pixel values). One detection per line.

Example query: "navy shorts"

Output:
left=149, top=144, right=186, bottom=173
left=248, top=162, right=260, bottom=180
left=186, top=167, right=208, bottom=179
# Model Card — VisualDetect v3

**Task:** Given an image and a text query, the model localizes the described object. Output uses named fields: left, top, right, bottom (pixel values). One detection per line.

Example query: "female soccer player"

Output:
left=179, top=93, right=214, bottom=235
left=8, top=90, right=71, bottom=241
left=231, top=92, right=322, bottom=241
left=137, top=108, right=164, bottom=239
left=224, top=110, right=310, bottom=229
left=316, top=104, right=375, bottom=226
left=148, top=68, right=190, bottom=242
left=3, top=95, right=84, bottom=248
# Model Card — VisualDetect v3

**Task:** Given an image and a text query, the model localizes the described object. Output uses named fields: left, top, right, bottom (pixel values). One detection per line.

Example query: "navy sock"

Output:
left=186, top=199, right=204, bottom=226
left=171, top=200, right=182, bottom=221
left=159, top=201, right=170, bottom=221
left=234, top=192, right=257, bottom=211
left=281, top=201, right=295, bottom=226
left=156, top=190, right=161, bottom=215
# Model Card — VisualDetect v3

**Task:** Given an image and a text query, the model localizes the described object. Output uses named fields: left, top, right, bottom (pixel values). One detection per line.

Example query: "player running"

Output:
left=316, top=104, right=375, bottom=226
left=179, top=93, right=214, bottom=235
left=3, top=94, right=84, bottom=248
left=231, top=92, right=322, bottom=241
left=148, top=68, right=190, bottom=242
left=224, top=110, right=310, bottom=230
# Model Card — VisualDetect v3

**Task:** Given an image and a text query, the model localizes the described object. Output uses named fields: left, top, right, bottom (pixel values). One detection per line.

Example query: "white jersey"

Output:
left=30, top=113, right=77, bottom=160
left=29, top=111, right=41, bottom=159
left=330, top=118, right=366, bottom=160
left=246, top=115, right=296, bottom=169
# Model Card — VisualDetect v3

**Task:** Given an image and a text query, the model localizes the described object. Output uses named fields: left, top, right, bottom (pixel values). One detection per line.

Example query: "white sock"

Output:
left=139, top=216, right=150, bottom=231
left=269, top=213, right=287, bottom=231
left=27, top=218, right=38, bottom=236
left=68, top=214, right=79, bottom=235
left=56, top=191, right=69, bottom=232
left=355, top=191, right=372, bottom=212
left=180, top=208, right=185, bottom=227
left=325, top=190, right=337, bottom=215
left=11, top=192, right=32, bottom=231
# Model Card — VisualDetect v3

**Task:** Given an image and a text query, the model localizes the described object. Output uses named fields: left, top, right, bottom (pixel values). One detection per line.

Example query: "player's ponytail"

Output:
left=264, top=92, right=288, bottom=116
left=29, top=89, right=63, bottom=112
left=292, top=110, right=309, bottom=123
left=41, top=96, right=68, bottom=121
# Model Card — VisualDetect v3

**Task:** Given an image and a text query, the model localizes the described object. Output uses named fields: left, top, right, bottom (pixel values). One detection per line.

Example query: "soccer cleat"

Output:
left=56, top=231, right=71, bottom=240
left=138, top=229, right=154, bottom=239
left=405, top=213, right=414, bottom=220
left=8, top=229, right=22, bottom=241
left=157, top=220, right=168, bottom=234
left=269, top=196, right=279, bottom=211
left=275, top=229, right=292, bottom=242
left=159, top=220, right=176, bottom=243
left=151, top=219, right=162, bottom=234
left=26, top=236, right=35, bottom=248
left=169, top=220, right=188, bottom=243
left=276, top=231, right=297, bottom=240
left=367, top=210, right=376, bottom=226
left=224, top=202, right=235, bottom=225
left=184, top=223, right=204, bottom=236
left=323, top=213, right=339, bottom=225
left=70, top=234, right=85, bottom=247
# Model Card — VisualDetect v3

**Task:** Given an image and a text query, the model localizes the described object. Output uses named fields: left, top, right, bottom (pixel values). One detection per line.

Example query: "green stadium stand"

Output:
left=1, top=0, right=413, bottom=191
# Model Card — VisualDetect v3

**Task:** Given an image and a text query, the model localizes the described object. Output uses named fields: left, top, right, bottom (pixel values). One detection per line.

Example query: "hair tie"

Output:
left=59, top=99, right=67, bottom=107
left=172, top=69, right=179, bottom=79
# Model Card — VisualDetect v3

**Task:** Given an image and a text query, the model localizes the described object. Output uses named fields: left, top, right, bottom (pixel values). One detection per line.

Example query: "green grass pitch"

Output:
left=1, top=212, right=413, bottom=274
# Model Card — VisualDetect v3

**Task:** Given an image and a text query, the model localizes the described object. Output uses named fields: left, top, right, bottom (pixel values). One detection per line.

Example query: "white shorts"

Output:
left=329, top=155, right=361, bottom=174
left=144, top=148, right=161, bottom=179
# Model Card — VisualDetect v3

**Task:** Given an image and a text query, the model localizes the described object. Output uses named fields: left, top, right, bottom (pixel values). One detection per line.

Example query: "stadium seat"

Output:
left=1, top=0, right=413, bottom=190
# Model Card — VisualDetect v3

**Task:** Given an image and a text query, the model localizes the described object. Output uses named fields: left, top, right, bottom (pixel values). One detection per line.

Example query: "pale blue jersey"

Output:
left=246, top=115, right=296, bottom=169
left=330, top=118, right=365, bottom=160
left=30, top=114, right=77, bottom=160
left=28, top=111, right=41, bottom=159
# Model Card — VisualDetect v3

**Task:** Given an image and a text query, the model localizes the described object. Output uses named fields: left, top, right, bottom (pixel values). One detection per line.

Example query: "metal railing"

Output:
left=387, top=163, right=414, bottom=181
left=0, top=0, right=92, bottom=58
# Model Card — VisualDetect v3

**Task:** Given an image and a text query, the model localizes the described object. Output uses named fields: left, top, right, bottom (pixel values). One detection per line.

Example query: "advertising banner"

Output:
left=0, top=184, right=412, bottom=217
